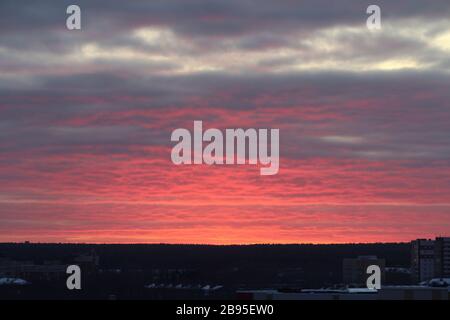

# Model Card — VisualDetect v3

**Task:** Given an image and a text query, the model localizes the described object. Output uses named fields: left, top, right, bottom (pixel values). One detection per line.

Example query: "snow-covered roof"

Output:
left=0, top=277, right=30, bottom=286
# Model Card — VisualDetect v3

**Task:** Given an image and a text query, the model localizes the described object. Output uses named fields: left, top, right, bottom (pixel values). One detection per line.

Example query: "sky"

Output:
left=1, top=0, right=450, bottom=244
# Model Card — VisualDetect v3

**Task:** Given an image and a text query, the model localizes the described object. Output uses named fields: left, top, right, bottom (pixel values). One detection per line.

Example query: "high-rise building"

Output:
left=411, top=239, right=435, bottom=283
left=434, top=237, right=450, bottom=278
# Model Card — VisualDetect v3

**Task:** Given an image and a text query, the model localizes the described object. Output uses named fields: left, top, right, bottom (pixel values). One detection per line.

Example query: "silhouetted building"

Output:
left=411, top=239, right=435, bottom=283
left=0, top=251, right=99, bottom=281
left=0, top=258, right=66, bottom=281
left=73, top=250, right=99, bottom=274
left=435, top=237, right=450, bottom=278
left=343, top=255, right=385, bottom=286
left=237, top=286, right=449, bottom=300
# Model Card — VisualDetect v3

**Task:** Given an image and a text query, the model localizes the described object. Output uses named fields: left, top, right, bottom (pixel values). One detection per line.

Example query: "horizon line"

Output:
left=0, top=241, right=414, bottom=246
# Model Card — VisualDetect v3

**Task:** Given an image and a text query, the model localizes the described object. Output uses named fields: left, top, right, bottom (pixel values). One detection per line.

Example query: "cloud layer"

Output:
left=1, top=1, right=450, bottom=243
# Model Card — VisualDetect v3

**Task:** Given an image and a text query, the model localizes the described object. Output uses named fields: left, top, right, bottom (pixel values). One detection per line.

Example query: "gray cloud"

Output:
left=1, top=1, right=450, bottom=162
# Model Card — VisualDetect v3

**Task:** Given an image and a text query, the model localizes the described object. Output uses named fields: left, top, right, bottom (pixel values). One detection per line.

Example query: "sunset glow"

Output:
left=1, top=1, right=450, bottom=244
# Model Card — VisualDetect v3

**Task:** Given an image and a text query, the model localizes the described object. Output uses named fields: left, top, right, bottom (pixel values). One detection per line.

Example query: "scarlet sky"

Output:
left=1, top=1, right=450, bottom=244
